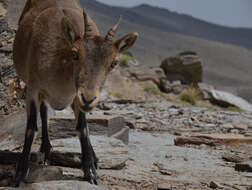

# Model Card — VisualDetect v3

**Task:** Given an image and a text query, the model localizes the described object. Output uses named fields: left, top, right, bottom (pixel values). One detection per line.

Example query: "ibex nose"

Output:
left=81, top=94, right=97, bottom=106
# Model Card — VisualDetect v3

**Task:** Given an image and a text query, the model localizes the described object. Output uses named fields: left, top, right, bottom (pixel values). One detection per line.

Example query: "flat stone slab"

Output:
left=0, top=180, right=107, bottom=190
left=0, top=136, right=128, bottom=172
left=49, top=116, right=129, bottom=144
left=51, top=136, right=128, bottom=170
left=175, top=133, right=252, bottom=146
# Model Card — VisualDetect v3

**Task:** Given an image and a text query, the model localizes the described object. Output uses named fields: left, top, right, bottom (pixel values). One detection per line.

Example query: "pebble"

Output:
left=209, top=181, right=219, bottom=189
left=233, top=123, right=248, bottom=131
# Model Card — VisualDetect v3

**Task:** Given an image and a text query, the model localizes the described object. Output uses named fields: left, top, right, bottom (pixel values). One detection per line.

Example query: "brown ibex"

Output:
left=13, top=0, right=138, bottom=186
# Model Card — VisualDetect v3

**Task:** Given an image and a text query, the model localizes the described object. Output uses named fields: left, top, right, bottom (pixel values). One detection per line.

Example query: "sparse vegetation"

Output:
left=109, top=91, right=123, bottom=99
left=144, top=85, right=170, bottom=101
left=225, top=106, right=241, bottom=112
left=180, top=86, right=201, bottom=106
left=119, top=52, right=135, bottom=67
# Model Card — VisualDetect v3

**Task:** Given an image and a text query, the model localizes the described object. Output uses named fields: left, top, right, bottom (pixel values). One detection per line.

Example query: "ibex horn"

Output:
left=83, top=9, right=94, bottom=39
left=105, top=16, right=122, bottom=43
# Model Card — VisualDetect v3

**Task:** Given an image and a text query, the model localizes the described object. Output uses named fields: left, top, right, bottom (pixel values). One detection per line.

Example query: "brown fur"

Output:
left=14, top=0, right=138, bottom=112
left=93, top=36, right=105, bottom=46
left=13, top=0, right=138, bottom=186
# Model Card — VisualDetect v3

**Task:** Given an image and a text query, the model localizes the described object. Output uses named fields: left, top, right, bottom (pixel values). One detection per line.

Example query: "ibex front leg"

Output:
left=39, top=101, right=52, bottom=164
left=76, top=111, right=99, bottom=184
left=14, top=98, right=38, bottom=187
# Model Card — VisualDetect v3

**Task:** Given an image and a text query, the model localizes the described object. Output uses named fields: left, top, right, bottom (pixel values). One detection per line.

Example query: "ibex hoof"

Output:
left=83, top=154, right=99, bottom=185
left=40, top=141, right=52, bottom=164
left=83, top=172, right=100, bottom=185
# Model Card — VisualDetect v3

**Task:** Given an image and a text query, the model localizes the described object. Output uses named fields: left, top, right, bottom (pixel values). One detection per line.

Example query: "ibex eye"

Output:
left=72, top=51, right=79, bottom=60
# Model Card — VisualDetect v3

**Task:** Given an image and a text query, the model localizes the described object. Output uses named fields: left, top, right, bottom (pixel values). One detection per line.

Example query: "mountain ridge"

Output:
left=81, top=0, right=252, bottom=49
left=79, top=0, right=252, bottom=94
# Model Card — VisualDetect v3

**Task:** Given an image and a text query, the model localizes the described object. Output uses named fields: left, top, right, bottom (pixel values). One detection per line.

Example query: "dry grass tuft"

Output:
left=180, top=86, right=201, bottom=106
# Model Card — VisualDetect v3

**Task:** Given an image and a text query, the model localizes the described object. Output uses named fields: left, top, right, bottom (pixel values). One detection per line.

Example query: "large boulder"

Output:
left=160, top=51, right=203, bottom=85
left=199, top=83, right=252, bottom=112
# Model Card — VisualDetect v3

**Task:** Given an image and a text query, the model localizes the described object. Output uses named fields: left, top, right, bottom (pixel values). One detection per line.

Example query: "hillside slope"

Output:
left=81, top=0, right=252, bottom=49
left=80, top=0, right=252, bottom=92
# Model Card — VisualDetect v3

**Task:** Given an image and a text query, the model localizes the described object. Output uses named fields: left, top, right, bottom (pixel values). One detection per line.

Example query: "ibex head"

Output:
left=61, top=10, right=138, bottom=112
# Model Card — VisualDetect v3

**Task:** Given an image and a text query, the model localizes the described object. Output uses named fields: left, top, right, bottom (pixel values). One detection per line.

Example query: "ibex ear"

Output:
left=114, top=32, right=139, bottom=53
left=61, top=16, right=76, bottom=44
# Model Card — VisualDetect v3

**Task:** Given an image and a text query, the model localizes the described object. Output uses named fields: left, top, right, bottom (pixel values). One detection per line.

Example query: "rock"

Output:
left=175, top=136, right=216, bottom=146
left=125, top=119, right=136, bottom=129
left=1, top=180, right=107, bottom=190
left=198, top=83, right=215, bottom=100
left=221, top=123, right=234, bottom=130
left=2, top=165, right=62, bottom=185
left=49, top=116, right=129, bottom=144
left=0, top=151, right=43, bottom=165
left=0, top=43, right=12, bottom=53
left=0, top=165, right=13, bottom=187
left=199, top=85, right=252, bottom=112
left=109, top=126, right=129, bottom=145
left=222, top=153, right=246, bottom=163
left=233, top=124, right=248, bottom=131
left=235, top=161, right=252, bottom=172
left=157, top=183, right=172, bottom=190
left=26, top=166, right=64, bottom=183
left=159, top=79, right=184, bottom=94
left=209, top=181, right=219, bottom=189
left=129, top=67, right=166, bottom=87
left=7, top=38, right=14, bottom=44
left=0, top=110, right=28, bottom=150
left=0, top=135, right=128, bottom=170
left=51, top=136, right=128, bottom=170
left=174, top=134, right=252, bottom=147
left=97, top=102, right=112, bottom=111
left=152, top=162, right=174, bottom=176
left=7, top=0, right=26, bottom=30
left=87, top=115, right=125, bottom=128
left=161, top=52, right=203, bottom=85
left=0, top=2, right=7, bottom=18
left=159, top=79, right=172, bottom=93
left=172, top=81, right=184, bottom=95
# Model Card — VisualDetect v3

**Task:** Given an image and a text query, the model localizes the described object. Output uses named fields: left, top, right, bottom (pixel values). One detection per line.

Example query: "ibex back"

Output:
left=13, top=0, right=138, bottom=186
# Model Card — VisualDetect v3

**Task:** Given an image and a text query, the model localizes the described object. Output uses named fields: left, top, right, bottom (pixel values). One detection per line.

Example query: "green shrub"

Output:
left=119, top=53, right=134, bottom=67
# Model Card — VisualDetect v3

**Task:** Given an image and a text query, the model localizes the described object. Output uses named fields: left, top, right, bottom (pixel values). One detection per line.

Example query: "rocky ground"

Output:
left=1, top=2, right=252, bottom=190
left=1, top=101, right=252, bottom=190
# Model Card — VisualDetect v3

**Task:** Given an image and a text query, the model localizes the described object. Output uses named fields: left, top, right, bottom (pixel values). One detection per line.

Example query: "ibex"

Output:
left=13, top=0, right=138, bottom=186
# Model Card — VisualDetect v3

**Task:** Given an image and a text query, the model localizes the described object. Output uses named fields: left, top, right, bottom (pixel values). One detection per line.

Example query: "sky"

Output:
left=97, top=0, right=252, bottom=28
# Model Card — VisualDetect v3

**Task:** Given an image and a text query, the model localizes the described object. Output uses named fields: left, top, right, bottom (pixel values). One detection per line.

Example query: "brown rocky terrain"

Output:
left=0, top=1, right=252, bottom=190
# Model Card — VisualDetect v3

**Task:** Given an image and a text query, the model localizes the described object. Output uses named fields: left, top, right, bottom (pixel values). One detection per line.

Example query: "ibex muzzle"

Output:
left=13, top=0, right=138, bottom=186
